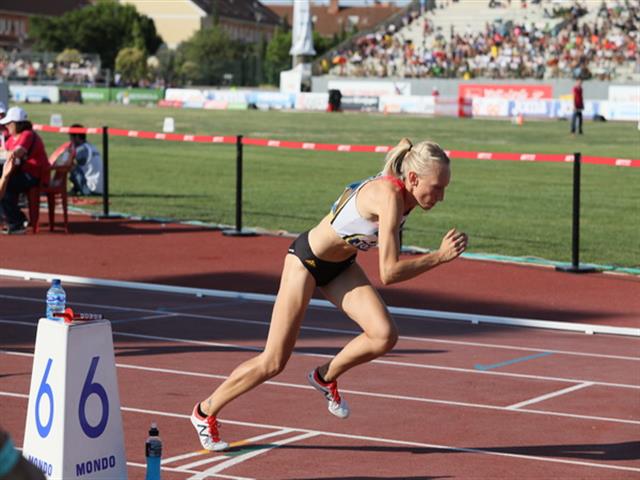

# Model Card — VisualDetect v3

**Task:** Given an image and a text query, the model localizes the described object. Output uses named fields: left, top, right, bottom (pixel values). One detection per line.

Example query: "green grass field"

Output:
left=24, top=103, right=640, bottom=270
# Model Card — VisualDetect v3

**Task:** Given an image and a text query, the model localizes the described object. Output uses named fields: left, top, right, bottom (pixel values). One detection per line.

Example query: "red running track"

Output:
left=0, top=213, right=639, bottom=478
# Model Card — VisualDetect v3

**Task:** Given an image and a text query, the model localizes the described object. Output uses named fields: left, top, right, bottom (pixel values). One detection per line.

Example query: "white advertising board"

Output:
left=22, top=319, right=127, bottom=479
left=608, top=85, right=640, bottom=103
left=378, top=95, right=435, bottom=114
left=327, top=80, right=411, bottom=96
left=9, top=85, right=60, bottom=104
left=471, top=97, right=510, bottom=117
left=295, top=92, right=329, bottom=111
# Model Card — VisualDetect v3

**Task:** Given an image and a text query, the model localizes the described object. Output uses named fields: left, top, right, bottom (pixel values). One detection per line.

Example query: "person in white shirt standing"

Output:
left=68, top=124, right=103, bottom=196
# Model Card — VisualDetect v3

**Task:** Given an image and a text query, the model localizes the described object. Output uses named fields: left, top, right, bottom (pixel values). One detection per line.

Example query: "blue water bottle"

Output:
left=145, top=422, right=162, bottom=480
left=45, top=279, right=66, bottom=320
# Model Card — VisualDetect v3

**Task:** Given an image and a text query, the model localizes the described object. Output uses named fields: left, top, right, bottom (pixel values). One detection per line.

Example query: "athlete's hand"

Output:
left=437, top=228, right=468, bottom=263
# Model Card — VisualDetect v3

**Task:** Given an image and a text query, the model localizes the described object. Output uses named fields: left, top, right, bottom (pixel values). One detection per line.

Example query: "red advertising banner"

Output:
left=459, top=84, right=553, bottom=100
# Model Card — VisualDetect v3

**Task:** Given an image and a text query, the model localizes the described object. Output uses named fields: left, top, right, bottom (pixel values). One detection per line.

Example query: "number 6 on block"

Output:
left=35, top=358, right=54, bottom=438
left=78, top=356, right=110, bottom=438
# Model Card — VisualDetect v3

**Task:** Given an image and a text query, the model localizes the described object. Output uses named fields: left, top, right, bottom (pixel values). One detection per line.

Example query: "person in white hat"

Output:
left=0, top=106, right=50, bottom=234
left=0, top=102, right=8, bottom=148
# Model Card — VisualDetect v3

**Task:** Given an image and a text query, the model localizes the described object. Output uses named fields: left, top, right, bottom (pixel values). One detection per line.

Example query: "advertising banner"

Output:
left=600, top=101, right=640, bottom=121
left=328, top=80, right=411, bottom=96
left=460, top=83, right=552, bottom=100
left=471, top=97, right=510, bottom=117
left=608, top=85, right=640, bottom=103
left=80, top=88, right=110, bottom=103
left=165, top=88, right=207, bottom=103
left=341, top=95, right=379, bottom=112
left=378, top=95, right=435, bottom=114
left=247, top=92, right=295, bottom=110
left=9, top=85, right=60, bottom=103
left=295, top=92, right=329, bottom=111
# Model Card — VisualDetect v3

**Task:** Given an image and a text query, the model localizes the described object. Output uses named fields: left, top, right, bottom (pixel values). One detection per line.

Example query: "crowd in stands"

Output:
left=0, top=51, right=101, bottom=85
left=327, top=0, right=639, bottom=80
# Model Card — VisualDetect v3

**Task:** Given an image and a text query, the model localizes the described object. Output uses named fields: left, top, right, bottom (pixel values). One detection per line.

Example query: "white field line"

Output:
left=187, top=432, right=320, bottom=479
left=1, top=351, right=639, bottom=427
left=1, top=325, right=638, bottom=391
left=5, top=394, right=637, bottom=475
left=178, top=429, right=294, bottom=470
left=506, top=382, right=595, bottom=410
left=127, top=461, right=253, bottom=480
left=1, top=270, right=638, bottom=337
left=1, top=293, right=638, bottom=362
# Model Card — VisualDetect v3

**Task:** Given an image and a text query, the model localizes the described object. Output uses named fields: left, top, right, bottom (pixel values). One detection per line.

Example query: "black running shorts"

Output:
left=288, top=231, right=356, bottom=286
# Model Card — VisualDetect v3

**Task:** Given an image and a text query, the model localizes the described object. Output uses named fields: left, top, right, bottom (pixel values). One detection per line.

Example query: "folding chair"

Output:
left=28, top=142, right=75, bottom=233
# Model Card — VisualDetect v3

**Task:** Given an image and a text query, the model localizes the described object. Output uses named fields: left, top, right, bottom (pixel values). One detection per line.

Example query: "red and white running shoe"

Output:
left=190, top=404, right=229, bottom=451
left=307, top=368, right=350, bottom=419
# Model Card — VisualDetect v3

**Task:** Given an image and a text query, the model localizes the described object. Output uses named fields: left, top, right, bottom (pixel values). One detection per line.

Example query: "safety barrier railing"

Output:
left=32, top=124, right=640, bottom=272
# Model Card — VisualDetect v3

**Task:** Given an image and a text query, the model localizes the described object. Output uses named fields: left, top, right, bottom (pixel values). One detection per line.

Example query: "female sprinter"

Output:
left=191, top=138, right=468, bottom=450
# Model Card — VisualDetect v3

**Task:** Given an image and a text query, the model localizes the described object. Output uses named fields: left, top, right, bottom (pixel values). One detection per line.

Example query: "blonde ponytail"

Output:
left=382, top=137, right=413, bottom=178
left=382, top=138, right=449, bottom=179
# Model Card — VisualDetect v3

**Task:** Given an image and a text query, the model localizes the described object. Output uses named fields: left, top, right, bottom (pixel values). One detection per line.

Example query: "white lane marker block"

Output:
left=22, top=318, right=127, bottom=479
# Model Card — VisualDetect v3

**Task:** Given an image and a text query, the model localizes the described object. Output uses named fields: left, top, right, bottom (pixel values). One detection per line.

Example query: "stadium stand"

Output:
left=325, top=0, right=639, bottom=81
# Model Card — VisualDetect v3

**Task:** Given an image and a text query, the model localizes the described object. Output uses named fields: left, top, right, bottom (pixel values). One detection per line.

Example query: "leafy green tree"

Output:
left=176, top=26, right=240, bottom=85
left=30, top=0, right=162, bottom=70
left=264, top=28, right=292, bottom=85
left=115, top=47, right=147, bottom=85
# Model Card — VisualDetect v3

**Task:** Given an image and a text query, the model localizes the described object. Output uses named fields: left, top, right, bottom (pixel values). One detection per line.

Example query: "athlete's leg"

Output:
left=200, top=254, right=316, bottom=416
left=318, top=262, right=398, bottom=382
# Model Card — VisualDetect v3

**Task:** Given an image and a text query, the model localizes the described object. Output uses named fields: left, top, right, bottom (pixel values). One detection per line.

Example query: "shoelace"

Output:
left=206, top=415, right=222, bottom=442
left=327, top=381, right=341, bottom=404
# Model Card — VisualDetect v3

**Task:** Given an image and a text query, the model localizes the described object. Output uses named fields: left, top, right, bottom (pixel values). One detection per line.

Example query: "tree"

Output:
left=115, top=47, right=147, bottom=85
left=29, top=0, right=162, bottom=70
left=264, top=28, right=292, bottom=85
left=176, top=26, right=240, bottom=85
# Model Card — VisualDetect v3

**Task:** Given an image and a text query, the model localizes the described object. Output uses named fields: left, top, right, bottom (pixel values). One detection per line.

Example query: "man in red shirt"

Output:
left=571, top=79, right=584, bottom=135
left=0, top=107, right=50, bottom=234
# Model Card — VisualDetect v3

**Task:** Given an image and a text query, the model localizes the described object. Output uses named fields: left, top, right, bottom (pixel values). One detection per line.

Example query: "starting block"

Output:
left=22, top=318, right=127, bottom=479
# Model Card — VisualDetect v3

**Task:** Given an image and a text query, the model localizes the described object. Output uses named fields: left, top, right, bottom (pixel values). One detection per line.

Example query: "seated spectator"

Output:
left=68, top=124, right=103, bottom=196
left=0, top=102, right=8, bottom=151
left=0, top=107, right=50, bottom=234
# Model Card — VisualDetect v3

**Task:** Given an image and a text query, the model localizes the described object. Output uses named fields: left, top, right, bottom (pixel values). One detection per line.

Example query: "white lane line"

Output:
left=111, top=313, right=178, bottom=324
left=178, top=429, right=294, bottom=470
left=188, top=432, right=320, bottom=479
left=2, top=332, right=639, bottom=393
left=2, top=345, right=640, bottom=428
left=506, top=383, right=595, bottom=410
left=1, top=293, right=639, bottom=361
left=5, top=393, right=639, bottom=474
left=2, top=269, right=637, bottom=336
left=127, top=461, right=253, bottom=480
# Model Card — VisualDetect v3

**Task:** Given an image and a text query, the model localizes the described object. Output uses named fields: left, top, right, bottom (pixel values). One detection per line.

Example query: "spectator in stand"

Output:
left=0, top=107, right=50, bottom=234
left=571, top=78, right=584, bottom=135
left=68, top=124, right=103, bottom=196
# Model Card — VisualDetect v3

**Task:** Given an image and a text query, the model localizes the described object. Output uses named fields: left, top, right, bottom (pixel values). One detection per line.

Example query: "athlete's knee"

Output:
left=257, top=354, right=288, bottom=379
left=368, top=324, right=398, bottom=355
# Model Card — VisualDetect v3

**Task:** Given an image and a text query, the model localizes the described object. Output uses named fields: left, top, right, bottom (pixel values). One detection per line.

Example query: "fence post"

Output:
left=556, top=152, right=596, bottom=273
left=223, top=135, right=257, bottom=237
left=93, top=126, right=122, bottom=220
left=102, top=126, right=109, bottom=217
